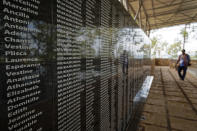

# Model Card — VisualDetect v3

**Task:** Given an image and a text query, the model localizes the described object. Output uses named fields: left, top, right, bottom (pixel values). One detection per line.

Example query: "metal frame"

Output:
left=125, top=0, right=197, bottom=32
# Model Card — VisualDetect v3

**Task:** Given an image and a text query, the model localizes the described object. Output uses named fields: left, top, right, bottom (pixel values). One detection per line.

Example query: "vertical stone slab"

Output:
left=55, top=0, right=84, bottom=131
left=99, top=0, right=112, bottom=130
left=0, top=0, right=151, bottom=131
left=0, top=0, right=55, bottom=131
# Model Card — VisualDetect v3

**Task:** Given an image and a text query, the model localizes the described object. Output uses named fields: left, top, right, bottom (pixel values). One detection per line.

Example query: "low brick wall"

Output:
left=154, top=59, right=197, bottom=68
left=155, top=59, right=170, bottom=66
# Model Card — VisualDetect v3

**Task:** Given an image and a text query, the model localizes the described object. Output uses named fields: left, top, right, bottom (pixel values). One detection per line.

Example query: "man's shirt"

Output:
left=179, top=54, right=190, bottom=67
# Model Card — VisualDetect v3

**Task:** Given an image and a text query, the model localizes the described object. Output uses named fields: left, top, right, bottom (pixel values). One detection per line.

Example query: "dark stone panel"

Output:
left=0, top=0, right=55, bottom=131
left=0, top=0, right=151, bottom=131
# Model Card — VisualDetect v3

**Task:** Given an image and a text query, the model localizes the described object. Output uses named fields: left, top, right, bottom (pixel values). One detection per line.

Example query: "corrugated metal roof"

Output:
left=126, top=0, right=197, bottom=31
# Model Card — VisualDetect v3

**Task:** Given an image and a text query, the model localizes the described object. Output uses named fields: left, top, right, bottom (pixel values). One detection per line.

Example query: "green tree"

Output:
left=151, top=36, right=159, bottom=58
left=140, top=44, right=151, bottom=58
left=180, top=25, right=188, bottom=49
left=167, top=41, right=182, bottom=59
left=150, top=36, right=168, bottom=58
left=161, top=41, right=168, bottom=51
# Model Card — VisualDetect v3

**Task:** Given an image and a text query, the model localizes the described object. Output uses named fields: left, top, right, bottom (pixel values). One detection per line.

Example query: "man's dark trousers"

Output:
left=178, top=66, right=187, bottom=80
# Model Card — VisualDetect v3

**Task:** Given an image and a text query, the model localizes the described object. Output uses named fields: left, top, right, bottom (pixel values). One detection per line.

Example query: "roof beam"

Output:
left=142, top=10, right=197, bottom=21
left=165, top=0, right=185, bottom=23
left=141, top=5, right=197, bottom=19
left=169, top=0, right=176, bottom=6
left=141, top=0, right=150, bottom=31
left=127, top=0, right=142, bottom=26
left=129, top=0, right=139, bottom=2
left=151, top=20, right=196, bottom=29
left=146, top=0, right=195, bottom=11
left=134, top=0, right=143, bottom=20
left=128, top=0, right=197, bottom=30
left=155, top=0, right=169, bottom=6
left=127, top=0, right=136, bottom=17
left=150, top=18, right=197, bottom=27
left=151, top=0, right=158, bottom=29
left=139, top=0, right=142, bottom=27
left=181, top=12, right=193, bottom=19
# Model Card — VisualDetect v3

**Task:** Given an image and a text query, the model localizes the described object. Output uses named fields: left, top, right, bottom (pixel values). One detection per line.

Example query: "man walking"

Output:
left=176, top=49, right=190, bottom=80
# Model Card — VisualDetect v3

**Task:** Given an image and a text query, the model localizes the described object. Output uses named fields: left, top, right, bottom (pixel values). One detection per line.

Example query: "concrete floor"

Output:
left=188, top=66, right=197, bottom=78
left=137, top=67, right=197, bottom=131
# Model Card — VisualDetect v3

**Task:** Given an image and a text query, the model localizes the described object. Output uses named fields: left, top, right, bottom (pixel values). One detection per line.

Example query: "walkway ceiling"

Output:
left=126, top=0, right=197, bottom=32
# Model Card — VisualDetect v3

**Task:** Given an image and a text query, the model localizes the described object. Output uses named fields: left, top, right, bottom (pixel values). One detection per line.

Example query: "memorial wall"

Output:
left=0, top=0, right=151, bottom=131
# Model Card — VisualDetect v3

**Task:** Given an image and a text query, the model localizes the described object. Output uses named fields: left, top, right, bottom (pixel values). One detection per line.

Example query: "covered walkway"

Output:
left=137, top=67, right=197, bottom=131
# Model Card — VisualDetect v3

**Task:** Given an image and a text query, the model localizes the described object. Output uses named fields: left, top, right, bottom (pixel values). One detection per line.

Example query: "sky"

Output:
left=150, top=22, right=197, bottom=58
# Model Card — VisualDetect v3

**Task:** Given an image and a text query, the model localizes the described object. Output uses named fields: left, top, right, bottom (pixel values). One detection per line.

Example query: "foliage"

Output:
left=167, top=41, right=182, bottom=59
left=150, top=36, right=159, bottom=57
left=191, top=51, right=197, bottom=60
left=141, top=44, right=151, bottom=58
left=180, top=26, right=189, bottom=48
left=150, top=36, right=168, bottom=58
left=180, top=27, right=188, bottom=40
